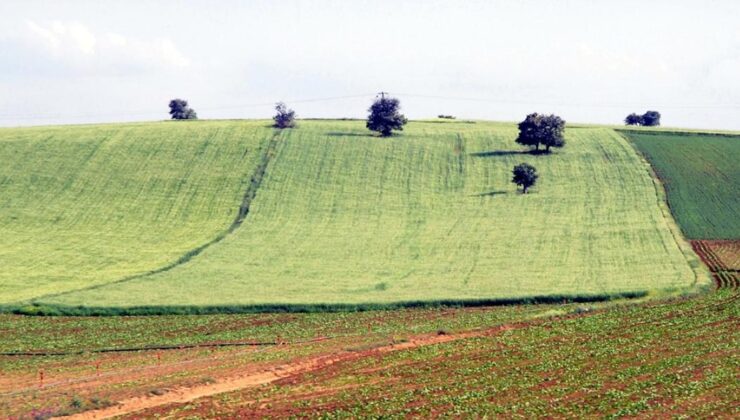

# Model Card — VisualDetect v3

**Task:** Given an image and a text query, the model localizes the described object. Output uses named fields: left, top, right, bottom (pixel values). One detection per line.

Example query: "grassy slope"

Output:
left=623, top=131, right=739, bottom=239
left=42, top=120, right=698, bottom=308
left=0, top=121, right=273, bottom=303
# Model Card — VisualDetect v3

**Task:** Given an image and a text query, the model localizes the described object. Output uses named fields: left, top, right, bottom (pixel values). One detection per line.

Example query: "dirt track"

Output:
left=62, top=326, right=512, bottom=419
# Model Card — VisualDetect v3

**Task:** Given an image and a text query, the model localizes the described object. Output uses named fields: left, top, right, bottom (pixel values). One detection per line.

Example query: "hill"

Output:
left=0, top=121, right=273, bottom=303
left=0, top=120, right=703, bottom=311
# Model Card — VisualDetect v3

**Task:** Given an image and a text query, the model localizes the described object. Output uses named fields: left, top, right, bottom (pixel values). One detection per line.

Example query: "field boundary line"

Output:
left=616, top=130, right=713, bottom=291
left=26, top=130, right=283, bottom=305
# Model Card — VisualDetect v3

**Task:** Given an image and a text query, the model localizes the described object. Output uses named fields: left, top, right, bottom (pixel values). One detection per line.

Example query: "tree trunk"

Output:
left=522, top=185, right=528, bottom=193
left=546, top=144, right=551, bottom=153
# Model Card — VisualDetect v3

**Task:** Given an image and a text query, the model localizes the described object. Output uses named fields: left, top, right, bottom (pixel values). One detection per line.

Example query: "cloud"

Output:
left=21, top=20, right=189, bottom=72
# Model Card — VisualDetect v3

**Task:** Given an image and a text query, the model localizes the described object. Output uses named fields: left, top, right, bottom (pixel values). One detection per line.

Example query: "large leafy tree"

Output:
left=168, top=99, right=197, bottom=120
left=512, top=163, right=538, bottom=193
left=366, top=95, right=407, bottom=137
left=641, top=110, right=661, bottom=127
left=515, top=113, right=565, bottom=152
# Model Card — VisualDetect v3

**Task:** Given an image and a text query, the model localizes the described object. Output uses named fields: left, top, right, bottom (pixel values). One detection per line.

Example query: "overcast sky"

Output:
left=1, top=0, right=739, bottom=129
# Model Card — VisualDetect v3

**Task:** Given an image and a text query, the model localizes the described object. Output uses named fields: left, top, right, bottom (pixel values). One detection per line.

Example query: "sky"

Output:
left=1, top=0, right=739, bottom=129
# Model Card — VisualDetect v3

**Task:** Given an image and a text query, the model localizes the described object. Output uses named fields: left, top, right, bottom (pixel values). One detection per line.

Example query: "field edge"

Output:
left=616, top=129, right=714, bottom=289
left=1, top=288, right=718, bottom=316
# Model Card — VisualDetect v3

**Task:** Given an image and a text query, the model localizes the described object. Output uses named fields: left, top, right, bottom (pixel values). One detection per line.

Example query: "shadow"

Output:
left=469, top=149, right=551, bottom=157
left=471, top=190, right=508, bottom=197
left=326, top=132, right=376, bottom=138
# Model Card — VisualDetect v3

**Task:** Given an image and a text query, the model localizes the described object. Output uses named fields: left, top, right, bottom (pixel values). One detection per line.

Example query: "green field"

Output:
left=623, top=131, right=740, bottom=240
left=0, top=121, right=273, bottom=303
left=0, top=120, right=702, bottom=310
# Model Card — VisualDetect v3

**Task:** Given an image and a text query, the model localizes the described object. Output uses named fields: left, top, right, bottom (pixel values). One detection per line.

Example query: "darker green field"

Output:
left=624, top=131, right=739, bottom=240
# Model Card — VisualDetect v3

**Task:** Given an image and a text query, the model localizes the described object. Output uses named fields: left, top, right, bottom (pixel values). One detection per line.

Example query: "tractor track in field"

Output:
left=59, top=324, right=521, bottom=419
left=30, top=130, right=283, bottom=304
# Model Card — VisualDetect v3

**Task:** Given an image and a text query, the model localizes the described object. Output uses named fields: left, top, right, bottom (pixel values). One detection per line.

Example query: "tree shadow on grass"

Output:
left=469, top=149, right=550, bottom=157
left=326, top=132, right=376, bottom=138
left=471, top=190, right=508, bottom=197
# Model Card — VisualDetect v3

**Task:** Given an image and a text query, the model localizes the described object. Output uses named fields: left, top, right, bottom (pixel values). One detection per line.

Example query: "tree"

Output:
left=624, top=113, right=642, bottom=126
left=366, top=94, right=407, bottom=137
left=539, top=114, right=566, bottom=152
left=273, top=102, right=296, bottom=128
left=512, top=163, right=538, bottom=193
left=168, top=99, right=197, bottom=120
left=515, top=113, right=566, bottom=152
left=641, top=110, right=661, bottom=127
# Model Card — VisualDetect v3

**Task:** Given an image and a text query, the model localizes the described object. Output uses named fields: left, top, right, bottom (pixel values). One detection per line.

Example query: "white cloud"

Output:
left=23, top=20, right=189, bottom=70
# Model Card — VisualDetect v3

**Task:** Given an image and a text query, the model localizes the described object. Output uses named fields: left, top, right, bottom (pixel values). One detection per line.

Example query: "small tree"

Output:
left=168, top=99, right=197, bottom=120
left=641, top=110, right=661, bottom=127
left=624, top=113, right=642, bottom=126
left=366, top=95, right=407, bottom=137
left=512, top=163, right=538, bottom=193
left=515, top=113, right=566, bottom=152
left=273, top=102, right=296, bottom=128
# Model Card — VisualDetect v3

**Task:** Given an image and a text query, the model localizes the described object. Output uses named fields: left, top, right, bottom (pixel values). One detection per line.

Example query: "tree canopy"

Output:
left=168, top=99, right=197, bottom=120
left=366, top=96, right=407, bottom=137
left=512, top=163, right=538, bottom=193
left=625, top=113, right=642, bottom=126
left=641, top=110, right=661, bottom=127
left=515, top=113, right=565, bottom=152
left=624, top=110, right=661, bottom=127
left=273, top=102, right=296, bottom=129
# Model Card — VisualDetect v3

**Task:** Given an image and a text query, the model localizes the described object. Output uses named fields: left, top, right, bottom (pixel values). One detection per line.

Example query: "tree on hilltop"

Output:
left=168, top=99, right=197, bottom=120
left=625, top=113, right=642, bottom=126
left=624, top=110, right=661, bottom=127
left=366, top=93, right=407, bottom=137
left=273, top=102, right=296, bottom=128
left=515, top=113, right=566, bottom=153
left=512, top=163, right=538, bottom=193
left=641, top=110, right=661, bottom=127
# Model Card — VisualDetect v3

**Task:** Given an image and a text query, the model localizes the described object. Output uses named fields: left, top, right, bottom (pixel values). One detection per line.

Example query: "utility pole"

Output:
left=378, top=91, right=388, bottom=100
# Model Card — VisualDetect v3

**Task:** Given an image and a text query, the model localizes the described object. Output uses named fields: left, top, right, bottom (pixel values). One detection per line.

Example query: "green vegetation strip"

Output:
left=2, top=291, right=647, bottom=316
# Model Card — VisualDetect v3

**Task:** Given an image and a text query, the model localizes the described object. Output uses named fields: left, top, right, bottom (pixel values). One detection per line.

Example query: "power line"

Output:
left=396, top=93, right=740, bottom=110
left=0, top=94, right=377, bottom=122
left=1, top=91, right=738, bottom=123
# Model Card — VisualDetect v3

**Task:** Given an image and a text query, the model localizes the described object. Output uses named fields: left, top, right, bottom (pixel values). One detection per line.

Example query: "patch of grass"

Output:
left=622, top=131, right=739, bottom=239
left=0, top=121, right=274, bottom=303
left=31, top=121, right=698, bottom=308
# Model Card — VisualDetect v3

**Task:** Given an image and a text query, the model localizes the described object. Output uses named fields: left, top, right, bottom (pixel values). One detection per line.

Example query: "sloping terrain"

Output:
left=0, top=121, right=274, bottom=303
left=624, top=130, right=739, bottom=288
left=33, top=120, right=700, bottom=309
